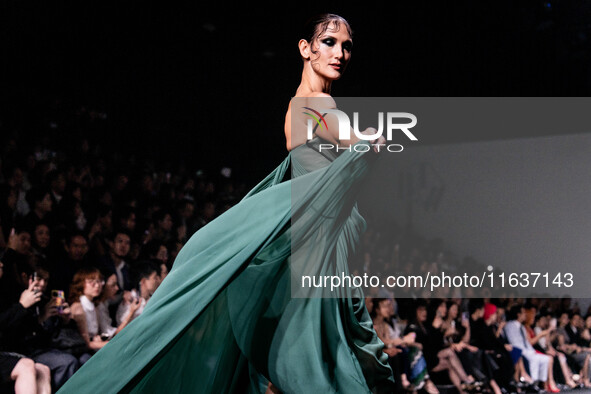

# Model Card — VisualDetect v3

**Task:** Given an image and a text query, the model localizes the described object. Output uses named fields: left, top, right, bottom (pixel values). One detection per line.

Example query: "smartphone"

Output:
left=461, top=312, right=469, bottom=322
left=550, top=318, right=557, bottom=330
left=52, top=290, right=65, bottom=313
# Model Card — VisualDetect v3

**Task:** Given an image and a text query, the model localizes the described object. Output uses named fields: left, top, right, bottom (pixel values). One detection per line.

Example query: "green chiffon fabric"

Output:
left=57, top=137, right=395, bottom=393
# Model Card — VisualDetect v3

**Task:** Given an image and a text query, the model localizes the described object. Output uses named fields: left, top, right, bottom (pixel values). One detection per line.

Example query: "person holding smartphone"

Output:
left=2, top=229, right=80, bottom=390
left=0, top=260, right=52, bottom=393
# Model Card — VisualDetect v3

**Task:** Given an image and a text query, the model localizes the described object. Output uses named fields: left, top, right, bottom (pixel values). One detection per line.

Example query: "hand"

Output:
left=504, top=344, right=513, bottom=352
left=361, top=128, right=386, bottom=153
left=129, top=297, right=141, bottom=314
left=60, top=302, right=72, bottom=321
left=142, top=224, right=155, bottom=244
left=384, top=347, right=401, bottom=357
left=372, top=135, right=386, bottom=153
left=402, top=333, right=415, bottom=345
left=40, top=297, right=59, bottom=322
left=19, top=279, right=42, bottom=309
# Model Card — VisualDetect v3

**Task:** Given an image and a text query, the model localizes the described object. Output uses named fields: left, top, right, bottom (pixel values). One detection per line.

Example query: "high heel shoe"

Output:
left=461, top=380, right=484, bottom=392
left=545, top=384, right=560, bottom=393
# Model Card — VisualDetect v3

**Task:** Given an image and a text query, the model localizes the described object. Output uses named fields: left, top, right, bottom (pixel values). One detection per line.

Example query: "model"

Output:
left=57, top=13, right=394, bottom=394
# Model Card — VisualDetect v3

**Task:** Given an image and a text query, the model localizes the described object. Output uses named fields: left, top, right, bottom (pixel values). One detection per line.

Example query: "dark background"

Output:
left=1, top=1, right=590, bottom=184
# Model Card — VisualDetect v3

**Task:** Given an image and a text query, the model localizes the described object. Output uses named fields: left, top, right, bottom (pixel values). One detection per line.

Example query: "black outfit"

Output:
left=470, top=318, right=515, bottom=389
left=404, top=321, right=443, bottom=370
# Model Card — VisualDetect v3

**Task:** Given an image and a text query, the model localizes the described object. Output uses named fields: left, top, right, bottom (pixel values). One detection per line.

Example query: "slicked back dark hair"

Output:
left=301, top=13, right=352, bottom=55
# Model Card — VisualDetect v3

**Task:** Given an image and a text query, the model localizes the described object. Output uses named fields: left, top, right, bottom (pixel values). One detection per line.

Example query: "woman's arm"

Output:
left=71, top=302, right=107, bottom=350
left=529, top=328, right=550, bottom=346
left=113, top=298, right=141, bottom=336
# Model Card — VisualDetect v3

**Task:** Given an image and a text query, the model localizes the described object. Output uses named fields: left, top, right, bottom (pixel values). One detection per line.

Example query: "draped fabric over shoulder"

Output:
left=57, top=137, right=395, bottom=394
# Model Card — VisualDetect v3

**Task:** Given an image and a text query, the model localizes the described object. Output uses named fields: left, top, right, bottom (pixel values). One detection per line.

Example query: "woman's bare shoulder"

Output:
left=289, top=93, right=336, bottom=114
left=70, top=302, right=83, bottom=315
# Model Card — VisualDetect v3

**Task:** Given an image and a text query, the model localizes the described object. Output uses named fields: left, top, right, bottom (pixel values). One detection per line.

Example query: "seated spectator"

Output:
left=50, top=230, right=91, bottom=299
left=31, top=223, right=51, bottom=261
left=533, top=311, right=576, bottom=388
left=0, top=260, right=52, bottom=394
left=97, top=270, right=140, bottom=339
left=116, top=261, right=161, bottom=326
left=68, top=268, right=111, bottom=351
left=114, top=206, right=136, bottom=234
left=96, top=228, right=132, bottom=293
left=469, top=301, right=517, bottom=393
left=2, top=227, right=34, bottom=302
left=404, top=299, right=480, bottom=394
left=555, top=311, right=591, bottom=387
left=22, top=187, right=53, bottom=231
left=175, top=199, right=196, bottom=240
left=581, top=314, right=591, bottom=347
left=151, top=209, right=174, bottom=243
left=46, top=170, right=66, bottom=210
left=442, top=300, right=464, bottom=345
left=87, top=204, right=113, bottom=259
left=450, top=300, right=498, bottom=393
left=504, top=304, right=555, bottom=391
left=139, top=240, right=169, bottom=281
left=371, top=297, right=437, bottom=393
left=113, top=206, right=139, bottom=259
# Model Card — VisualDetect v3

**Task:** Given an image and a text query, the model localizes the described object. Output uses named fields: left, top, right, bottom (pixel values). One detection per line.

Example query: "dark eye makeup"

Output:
left=321, top=37, right=353, bottom=52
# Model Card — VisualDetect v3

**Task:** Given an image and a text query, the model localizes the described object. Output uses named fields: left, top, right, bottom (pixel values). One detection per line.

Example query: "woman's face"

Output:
left=125, top=213, right=136, bottom=231
left=40, top=193, right=52, bottom=213
left=378, top=299, right=392, bottom=319
left=416, top=306, right=427, bottom=322
left=559, top=313, right=569, bottom=327
left=17, top=232, right=32, bottom=255
left=437, top=302, right=447, bottom=318
left=156, top=245, right=168, bottom=263
left=103, top=274, right=119, bottom=300
left=525, top=309, right=536, bottom=326
left=307, top=21, right=352, bottom=81
left=84, top=277, right=104, bottom=299
left=34, top=224, right=50, bottom=249
left=160, top=263, right=168, bottom=281
left=448, top=303, right=458, bottom=319
left=485, top=312, right=497, bottom=326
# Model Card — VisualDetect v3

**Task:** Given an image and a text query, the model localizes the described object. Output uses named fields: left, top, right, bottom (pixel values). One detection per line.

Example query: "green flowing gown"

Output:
left=57, top=137, right=395, bottom=393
